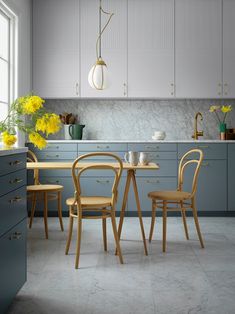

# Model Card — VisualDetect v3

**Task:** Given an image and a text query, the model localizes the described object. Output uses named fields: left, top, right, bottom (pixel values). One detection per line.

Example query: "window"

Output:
left=0, top=4, right=16, bottom=121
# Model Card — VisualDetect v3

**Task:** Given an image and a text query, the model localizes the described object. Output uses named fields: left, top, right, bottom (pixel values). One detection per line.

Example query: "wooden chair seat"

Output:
left=27, top=184, right=63, bottom=192
left=148, top=190, right=191, bottom=201
left=66, top=196, right=112, bottom=208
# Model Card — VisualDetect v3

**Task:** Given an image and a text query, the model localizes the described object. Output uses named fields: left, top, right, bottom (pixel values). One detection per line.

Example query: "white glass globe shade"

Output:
left=88, top=61, right=109, bottom=90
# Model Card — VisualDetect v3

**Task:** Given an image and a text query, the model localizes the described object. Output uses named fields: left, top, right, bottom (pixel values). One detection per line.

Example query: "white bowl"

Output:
left=152, top=135, right=166, bottom=140
left=152, top=131, right=166, bottom=140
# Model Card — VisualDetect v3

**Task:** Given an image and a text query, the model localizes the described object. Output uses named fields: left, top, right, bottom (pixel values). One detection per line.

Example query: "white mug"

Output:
left=124, top=151, right=139, bottom=166
left=139, top=152, right=149, bottom=165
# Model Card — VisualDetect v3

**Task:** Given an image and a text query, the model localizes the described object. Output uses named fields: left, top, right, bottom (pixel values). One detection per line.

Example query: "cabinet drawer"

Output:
left=128, top=143, right=177, bottom=152
left=0, top=186, right=27, bottom=237
left=228, top=144, right=235, bottom=211
left=77, top=151, right=125, bottom=160
left=0, top=169, right=26, bottom=197
left=128, top=177, right=177, bottom=211
left=78, top=143, right=127, bottom=152
left=35, top=151, right=77, bottom=160
left=178, top=143, right=227, bottom=160
left=0, top=219, right=27, bottom=314
left=136, top=160, right=177, bottom=177
left=0, top=153, right=26, bottom=176
left=27, top=143, right=77, bottom=152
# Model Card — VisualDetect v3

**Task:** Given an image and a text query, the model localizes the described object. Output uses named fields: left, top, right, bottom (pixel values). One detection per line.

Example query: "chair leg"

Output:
left=75, top=210, right=82, bottom=269
left=162, top=201, right=167, bottom=253
left=149, top=201, right=156, bottom=243
left=43, top=192, right=49, bottom=239
left=192, top=200, right=204, bottom=249
left=65, top=207, right=74, bottom=255
left=102, top=211, right=107, bottom=252
left=111, top=211, right=123, bottom=264
left=180, top=201, right=189, bottom=240
left=29, top=192, right=37, bottom=229
left=57, top=191, right=64, bottom=231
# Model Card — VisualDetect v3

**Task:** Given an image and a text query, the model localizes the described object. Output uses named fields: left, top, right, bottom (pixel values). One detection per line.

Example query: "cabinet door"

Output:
left=223, top=0, right=235, bottom=98
left=33, top=0, right=79, bottom=98
left=183, top=160, right=227, bottom=211
left=80, top=0, right=127, bottom=98
left=0, top=219, right=27, bottom=314
left=228, top=144, right=235, bottom=211
left=175, top=0, right=222, bottom=98
left=128, top=0, right=174, bottom=98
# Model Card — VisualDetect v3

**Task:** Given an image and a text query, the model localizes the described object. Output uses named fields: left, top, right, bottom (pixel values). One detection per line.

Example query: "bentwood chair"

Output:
left=27, top=150, right=64, bottom=239
left=65, top=152, right=124, bottom=269
left=148, top=149, right=205, bottom=252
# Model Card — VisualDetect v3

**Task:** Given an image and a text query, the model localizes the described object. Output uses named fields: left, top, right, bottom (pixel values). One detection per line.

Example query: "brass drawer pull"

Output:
left=9, top=232, right=22, bottom=240
left=145, top=146, right=160, bottom=150
left=47, top=145, right=60, bottom=149
left=46, top=180, right=60, bottom=184
left=197, top=145, right=209, bottom=149
left=96, top=180, right=110, bottom=184
left=9, top=160, right=22, bottom=166
left=45, top=154, right=59, bottom=158
left=146, top=180, right=160, bottom=184
left=96, top=145, right=110, bottom=149
left=202, top=162, right=209, bottom=167
left=9, top=178, right=23, bottom=184
left=9, top=196, right=23, bottom=203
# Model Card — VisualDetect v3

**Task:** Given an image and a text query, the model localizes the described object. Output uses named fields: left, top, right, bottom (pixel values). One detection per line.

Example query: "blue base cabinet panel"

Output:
left=182, top=160, right=227, bottom=211
left=0, top=219, right=27, bottom=314
left=228, top=144, right=235, bottom=211
left=128, top=177, right=177, bottom=211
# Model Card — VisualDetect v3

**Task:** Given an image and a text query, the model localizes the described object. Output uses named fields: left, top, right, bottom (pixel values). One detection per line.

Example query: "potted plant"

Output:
left=209, top=105, right=232, bottom=140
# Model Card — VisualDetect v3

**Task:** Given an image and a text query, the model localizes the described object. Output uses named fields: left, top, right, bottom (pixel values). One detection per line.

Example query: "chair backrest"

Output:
left=178, top=149, right=203, bottom=198
left=71, top=152, right=123, bottom=210
left=27, top=150, right=40, bottom=185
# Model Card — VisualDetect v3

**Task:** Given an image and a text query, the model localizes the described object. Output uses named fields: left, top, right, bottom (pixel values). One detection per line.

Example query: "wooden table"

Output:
left=27, top=162, right=159, bottom=255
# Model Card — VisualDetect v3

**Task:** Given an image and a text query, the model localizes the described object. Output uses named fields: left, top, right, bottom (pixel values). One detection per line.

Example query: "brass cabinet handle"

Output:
left=9, top=232, right=22, bottom=240
left=96, top=145, right=110, bottom=149
left=9, top=160, right=22, bottom=166
left=46, top=180, right=60, bottom=184
left=197, top=145, right=209, bottom=149
left=76, top=82, right=79, bottom=96
left=47, top=145, right=60, bottom=149
left=45, top=154, right=59, bottom=158
left=9, top=196, right=23, bottom=203
left=201, top=162, right=209, bottom=167
left=146, top=180, right=160, bottom=184
left=224, top=83, right=228, bottom=96
left=96, top=180, right=110, bottom=184
left=145, top=146, right=160, bottom=150
left=218, top=83, right=222, bottom=96
left=123, top=83, right=127, bottom=96
left=170, top=83, right=175, bottom=96
left=9, top=178, right=23, bottom=184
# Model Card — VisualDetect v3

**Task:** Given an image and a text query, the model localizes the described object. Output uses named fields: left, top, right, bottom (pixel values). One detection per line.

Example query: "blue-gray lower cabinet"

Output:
left=0, top=219, right=27, bottom=314
left=182, top=160, right=227, bottom=211
left=228, top=144, right=235, bottom=211
left=0, top=152, right=27, bottom=314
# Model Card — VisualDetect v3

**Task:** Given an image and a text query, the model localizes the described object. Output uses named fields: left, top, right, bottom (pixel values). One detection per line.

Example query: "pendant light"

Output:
left=88, top=0, right=114, bottom=90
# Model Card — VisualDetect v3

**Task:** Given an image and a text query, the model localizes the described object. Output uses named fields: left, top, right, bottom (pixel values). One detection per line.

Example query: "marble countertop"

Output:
left=0, top=146, right=28, bottom=157
left=44, top=139, right=235, bottom=144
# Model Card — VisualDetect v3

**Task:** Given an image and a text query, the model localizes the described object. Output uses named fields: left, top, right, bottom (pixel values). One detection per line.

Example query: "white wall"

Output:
left=2, top=0, right=32, bottom=146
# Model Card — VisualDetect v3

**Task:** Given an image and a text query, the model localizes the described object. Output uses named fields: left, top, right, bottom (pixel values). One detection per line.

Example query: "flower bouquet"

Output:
left=209, top=105, right=232, bottom=140
left=0, top=95, right=61, bottom=149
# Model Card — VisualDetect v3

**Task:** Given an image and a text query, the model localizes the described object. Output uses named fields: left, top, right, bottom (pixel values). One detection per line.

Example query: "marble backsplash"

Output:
left=45, top=99, right=235, bottom=140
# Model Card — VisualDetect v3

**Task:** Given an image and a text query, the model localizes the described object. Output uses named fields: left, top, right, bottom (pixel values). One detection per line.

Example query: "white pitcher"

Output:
left=124, top=151, right=139, bottom=166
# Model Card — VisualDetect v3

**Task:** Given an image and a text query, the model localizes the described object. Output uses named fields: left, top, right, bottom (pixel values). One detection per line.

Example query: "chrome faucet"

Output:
left=192, top=112, right=203, bottom=140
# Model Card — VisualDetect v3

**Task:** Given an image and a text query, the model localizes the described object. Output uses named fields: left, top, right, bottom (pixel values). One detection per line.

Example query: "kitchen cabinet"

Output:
left=0, top=152, right=27, bottom=314
left=223, top=0, right=235, bottom=98
left=128, top=0, right=174, bottom=98
left=175, top=0, right=222, bottom=98
left=178, top=144, right=227, bottom=212
left=80, top=0, right=127, bottom=98
left=228, top=144, right=235, bottom=211
left=33, top=0, right=80, bottom=98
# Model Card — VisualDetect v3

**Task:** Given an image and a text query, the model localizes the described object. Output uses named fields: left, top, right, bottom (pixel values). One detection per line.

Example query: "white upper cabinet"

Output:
left=33, top=0, right=80, bottom=98
left=80, top=0, right=127, bottom=98
left=223, top=0, right=235, bottom=98
left=175, top=0, right=222, bottom=98
left=128, top=0, right=174, bottom=98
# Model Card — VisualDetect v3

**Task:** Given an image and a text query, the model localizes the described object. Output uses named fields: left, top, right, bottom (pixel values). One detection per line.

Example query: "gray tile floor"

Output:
left=8, top=217, right=235, bottom=314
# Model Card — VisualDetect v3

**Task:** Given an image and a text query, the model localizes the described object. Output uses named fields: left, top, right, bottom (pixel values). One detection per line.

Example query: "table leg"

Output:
left=130, top=170, right=148, bottom=256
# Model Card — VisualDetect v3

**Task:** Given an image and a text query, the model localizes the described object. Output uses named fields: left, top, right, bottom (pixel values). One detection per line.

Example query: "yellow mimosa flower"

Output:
left=2, top=131, right=17, bottom=147
left=221, top=105, right=232, bottom=113
left=36, top=113, right=61, bottom=135
left=22, top=96, right=45, bottom=114
left=29, top=132, right=47, bottom=150
left=209, top=105, right=220, bottom=113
